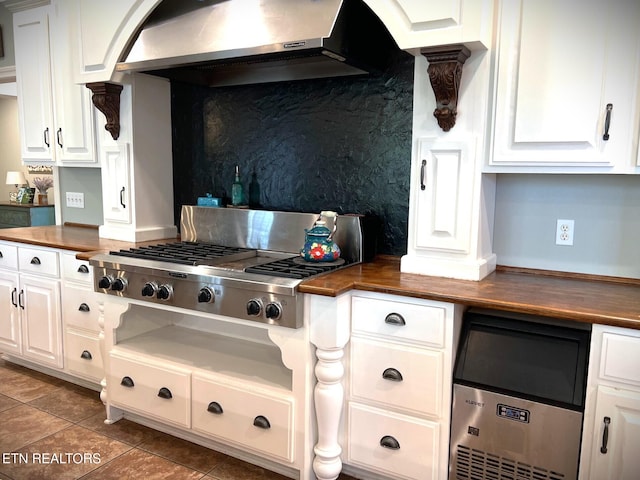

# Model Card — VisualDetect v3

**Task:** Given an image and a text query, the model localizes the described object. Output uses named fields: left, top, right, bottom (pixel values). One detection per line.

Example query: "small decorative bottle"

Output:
left=231, top=165, right=245, bottom=206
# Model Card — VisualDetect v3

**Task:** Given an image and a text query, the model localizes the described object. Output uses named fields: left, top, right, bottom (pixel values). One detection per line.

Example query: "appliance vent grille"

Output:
left=453, top=445, right=566, bottom=480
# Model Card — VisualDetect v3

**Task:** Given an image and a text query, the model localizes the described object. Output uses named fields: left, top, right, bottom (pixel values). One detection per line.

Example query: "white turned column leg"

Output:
left=313, top=346, right=345, bottom=480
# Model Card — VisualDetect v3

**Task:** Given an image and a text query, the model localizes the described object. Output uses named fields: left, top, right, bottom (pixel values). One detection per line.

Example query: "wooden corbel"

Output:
left=421, top=45, right=471, bottom=132
left=86, top=82, right=123, bottom=140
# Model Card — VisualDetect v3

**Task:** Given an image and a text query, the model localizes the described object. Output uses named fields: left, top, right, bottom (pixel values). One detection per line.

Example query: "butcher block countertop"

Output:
left=0, top=226, right=638, bottom=330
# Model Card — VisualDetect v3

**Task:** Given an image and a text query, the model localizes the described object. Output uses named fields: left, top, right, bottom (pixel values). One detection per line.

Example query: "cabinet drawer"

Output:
left=63, top=286, right=99, bottom=332
left=600, top=332, right=640, bottom=387
left=0, top=243, right=18, bottom=270
left=109, top=352, right=191, bottom=428
left=350, top=338, right=443, bottom=417
left=348, top=403, right=439, bottom=480
left=62, top=253, right=93, bottom=284
left=192, top=373, right=293, bottom=462
left=352, top=295, right=446, bottom=347
left=65, top=330, right=103, bottom=382
left=18, top=246, right=59, bottom=277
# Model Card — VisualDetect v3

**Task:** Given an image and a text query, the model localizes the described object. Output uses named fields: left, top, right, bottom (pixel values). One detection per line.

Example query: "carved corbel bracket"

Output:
left=421, top=45, right=471, bottom=132
left=86, top=82, right=124, bottom=140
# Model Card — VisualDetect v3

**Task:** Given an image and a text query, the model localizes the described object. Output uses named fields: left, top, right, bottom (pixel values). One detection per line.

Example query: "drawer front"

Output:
left=192, top=373, right=293, bottom=462
left=63, top=286, right=100, bottom=332
left=352, top=296, right=446, bottom=347
left=350, top=338, right=443, bottom=417
left=62, top=253, right=93, bottom=285
left=0, top=243, right=18, bottom=270
left=600, top=332, right=640, bottom=387
left=348, top=403, right=439, bottom=480
left=0, top=208, right=30, bottom=227
left=109, top=353, right=191, bottom=428
left=18, top=246, right=59, bottom=277
left=65, top=331, right=104, bottom=382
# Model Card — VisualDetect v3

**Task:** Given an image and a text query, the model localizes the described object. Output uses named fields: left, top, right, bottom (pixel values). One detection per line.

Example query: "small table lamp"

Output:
left=6, top=171, right=27, bottom=202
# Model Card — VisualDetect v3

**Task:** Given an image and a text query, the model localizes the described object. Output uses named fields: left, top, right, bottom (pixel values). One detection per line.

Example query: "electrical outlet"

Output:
left=555, top=219, right=574, bottom=246
left=66, top=192, right=85, bottom=208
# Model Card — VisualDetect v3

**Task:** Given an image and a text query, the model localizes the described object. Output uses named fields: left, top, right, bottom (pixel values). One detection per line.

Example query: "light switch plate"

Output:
left=66, top=192, right=85, bottom=208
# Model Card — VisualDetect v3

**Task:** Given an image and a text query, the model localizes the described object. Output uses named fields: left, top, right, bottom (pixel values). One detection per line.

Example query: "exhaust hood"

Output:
left=116, top=0, right=400, bottom=87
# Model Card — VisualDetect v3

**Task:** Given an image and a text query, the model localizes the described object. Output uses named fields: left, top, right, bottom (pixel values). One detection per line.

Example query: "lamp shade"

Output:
left=6, top=171, right=27, bottom=186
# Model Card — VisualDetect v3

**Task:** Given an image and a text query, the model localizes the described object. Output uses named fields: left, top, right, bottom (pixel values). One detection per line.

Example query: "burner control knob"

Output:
left=198, top=287, right=214, bottom=303
left=111, top=278, right=127, bottom=292
left=141, top=282, right=157, bottom=297
left=157, top=284, right=173, bottom=301
left=265, top=302, right=282, bottom=321
left=247, top=299, right=262, bottom=316
left=98, top=275, right=113, bottom=289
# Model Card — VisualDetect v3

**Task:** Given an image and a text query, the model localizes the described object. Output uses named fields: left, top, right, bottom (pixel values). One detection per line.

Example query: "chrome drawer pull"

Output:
left=380, top=435, right=400, bottom=450
left=384, top=313, right=406, bottom=326
left=30, top=257, right=41, bottom=265
left=207, top=401, right=223, bottom=414
left=78, top=303, right=90, bottom=312
left=600, top=416, right=611, bottom=454
left=80, top=350, right=92, bottom=360
left=382, top=367, right=403, bottom=382
left=120, top=376, right=135, bottom=388
left=253, top=415, right=271, bottom=429
left=157, top=387, right=172, bottom=399
left=77, top=265, right=89, bottom=274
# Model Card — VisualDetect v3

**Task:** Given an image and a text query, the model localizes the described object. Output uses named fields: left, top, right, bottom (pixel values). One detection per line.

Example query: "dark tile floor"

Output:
left=0, top=358, right=358, bottom=480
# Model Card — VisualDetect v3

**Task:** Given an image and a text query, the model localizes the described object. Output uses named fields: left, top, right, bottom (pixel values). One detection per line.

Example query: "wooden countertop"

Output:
left=298, top=255, right=640, bottom=330
left=1, top=226, right=637, bottom=330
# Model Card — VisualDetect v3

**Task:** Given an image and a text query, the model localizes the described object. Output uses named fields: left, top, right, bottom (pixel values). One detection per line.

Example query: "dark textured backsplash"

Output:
left=171, top=52, right=414, bottom=256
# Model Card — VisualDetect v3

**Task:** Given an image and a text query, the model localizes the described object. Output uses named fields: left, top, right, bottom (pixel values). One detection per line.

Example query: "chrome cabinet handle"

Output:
left=382, top=367, right=403, bottom=382
left=207, top=401, right=223, bottom=414
left=120, top=187, right=126, bottom=208
left=420, top=159, right=427, bottom=190
left=157, top=387, right=173, bottom=399
left=56, top=127, right=63, bottom=148
left=77, top=265, right=89, bottom=274
left=120, top=376, right=134, bottom=388
left=80, top=350, right=92, bottom=360
left=600, top=416, right=611, bottom=454
left=380, top=435, right=400, bottom=450
left=603, top=104, right=613, bottom=141
left=44, top=128, right=50, bottom=148
left=253, top=415, right=271, bottom=429
left=384, top=312, right=406, bottom=326
left=30, top=257, right=41, bottom=265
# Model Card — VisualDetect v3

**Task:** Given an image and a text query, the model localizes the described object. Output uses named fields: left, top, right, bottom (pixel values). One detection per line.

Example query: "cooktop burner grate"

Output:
left=109, top=242, right=254, bottom=266
left=245, top=257, right=347, bottom=279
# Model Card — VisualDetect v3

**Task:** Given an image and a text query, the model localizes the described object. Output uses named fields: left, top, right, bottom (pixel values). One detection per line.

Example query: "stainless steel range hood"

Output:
left=116, top=0, right=399, bottom=87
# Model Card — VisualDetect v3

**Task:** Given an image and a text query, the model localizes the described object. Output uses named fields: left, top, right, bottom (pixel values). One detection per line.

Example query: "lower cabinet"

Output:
left=345, top=291, right=461, bottom=480
left=580, top=325, right=640, bottom=480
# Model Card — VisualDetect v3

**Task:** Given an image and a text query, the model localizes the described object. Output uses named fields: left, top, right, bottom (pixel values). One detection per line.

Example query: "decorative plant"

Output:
left=32, top=177, right=54, bottom=193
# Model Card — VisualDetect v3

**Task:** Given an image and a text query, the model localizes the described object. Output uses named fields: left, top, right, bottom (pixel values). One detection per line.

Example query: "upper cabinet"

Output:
left=13, top=2, right=97, bottom=166
left=364, top=0, right=495, bottom=50
left=487, top=0, right=640, bottom=173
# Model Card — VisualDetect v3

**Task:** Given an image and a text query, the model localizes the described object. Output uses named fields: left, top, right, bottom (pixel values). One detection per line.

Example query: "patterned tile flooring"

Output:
left=0, top=358, right=358, bottom=480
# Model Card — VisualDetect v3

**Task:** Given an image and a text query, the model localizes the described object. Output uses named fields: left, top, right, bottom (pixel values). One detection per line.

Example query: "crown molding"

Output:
left=0, top=0, right=51, bottom=13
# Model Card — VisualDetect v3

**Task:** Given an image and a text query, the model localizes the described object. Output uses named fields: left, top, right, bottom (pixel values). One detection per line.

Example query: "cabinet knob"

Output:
left=207, top=401, right=223, bottom=414
left=253, top=415, right=271, bottom=429
left=384, top=313, right=406, bottom=326
left=80, top=350, right=92, bottom=360
left=379, top=435, right=400, bottom=450
left=120, top=376, right=134, bottom=388
left=382, top=367, right=404, bottom=382
left=157, top=387, right=173, bottom=399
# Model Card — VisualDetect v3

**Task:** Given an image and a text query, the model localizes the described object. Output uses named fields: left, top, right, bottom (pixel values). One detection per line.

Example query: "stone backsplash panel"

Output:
left=171, top=51, right=414, bottom=256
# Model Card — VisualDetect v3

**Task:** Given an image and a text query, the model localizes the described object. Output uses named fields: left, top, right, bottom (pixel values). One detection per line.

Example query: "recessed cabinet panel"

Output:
left=21, top=277, right=62, bottom=368
left=102, top=144, right=132, bottom=224
left=0, top=271, right=21, bottom=355
left=414, top=139, right=472, bottom=253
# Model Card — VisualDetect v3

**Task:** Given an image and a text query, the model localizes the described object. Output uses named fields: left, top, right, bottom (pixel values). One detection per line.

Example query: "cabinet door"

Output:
left=0, top=271, right=21, bottom=355
left=101, top=144, right=132, bottom=224
left=589, top=386, right=640, bottom=480
left=20, top=275, right=63, bottom=368
left=412, top=138, right=473, bottom=253
left=490, top=0, right=640, bottom=171
left=49, top=1, right=97, bottom=165
left=14, top=7, right=55, bottom=164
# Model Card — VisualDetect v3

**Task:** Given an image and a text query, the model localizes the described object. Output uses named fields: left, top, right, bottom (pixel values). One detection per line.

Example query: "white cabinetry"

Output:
left=0, top=242, right=62, bottom=369
left=61, top=253, right=104, bottom=384
left=13, top=2, right=97, bottom=166
left=579, top=325, right=640, bottom=480
left=488, top=0, right=640, bottom=173
left=344, top=292, right=461, bottom=480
